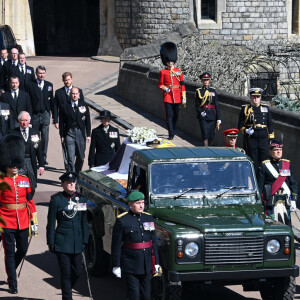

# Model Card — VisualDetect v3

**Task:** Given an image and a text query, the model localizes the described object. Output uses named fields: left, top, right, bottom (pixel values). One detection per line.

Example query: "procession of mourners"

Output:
left=0, top=41, right=298, bottom=300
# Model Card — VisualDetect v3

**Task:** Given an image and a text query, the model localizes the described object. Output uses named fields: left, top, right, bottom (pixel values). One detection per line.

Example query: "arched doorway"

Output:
left=31, top=0, right=99, bottom=56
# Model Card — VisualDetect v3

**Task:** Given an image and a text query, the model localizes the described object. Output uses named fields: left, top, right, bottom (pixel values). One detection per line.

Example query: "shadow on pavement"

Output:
left=37, top=178, right=61, bottom=187
left=26, top=251, right=126, bottom=300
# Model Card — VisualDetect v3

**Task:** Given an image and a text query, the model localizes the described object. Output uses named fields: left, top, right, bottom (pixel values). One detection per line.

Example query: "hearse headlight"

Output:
left=185, top=242, right=199, bottom=257
left=267, top=239, right=280, bottom=254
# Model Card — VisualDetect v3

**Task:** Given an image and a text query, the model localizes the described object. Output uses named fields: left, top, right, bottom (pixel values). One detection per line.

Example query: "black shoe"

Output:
left=45, top=161, right=49, bottom=165
left=168, top=135, right=174, bottom=140
left=8, top=285, right=18, bottom=294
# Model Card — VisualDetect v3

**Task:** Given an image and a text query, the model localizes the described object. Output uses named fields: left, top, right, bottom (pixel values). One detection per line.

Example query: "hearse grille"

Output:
left=204, top=235, right=264, bottom=265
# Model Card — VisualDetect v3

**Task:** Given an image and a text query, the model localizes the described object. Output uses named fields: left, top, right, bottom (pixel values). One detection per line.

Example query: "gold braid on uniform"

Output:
left=197, top=89, right=212, bottom=107
left=170, top=69, right=182, bottom=82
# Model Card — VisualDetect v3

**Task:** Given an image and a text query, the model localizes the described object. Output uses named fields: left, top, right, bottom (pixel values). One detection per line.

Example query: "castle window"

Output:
left=201, top=0, right=216, bottom=21
left=194, top=0, right=226, bottom=29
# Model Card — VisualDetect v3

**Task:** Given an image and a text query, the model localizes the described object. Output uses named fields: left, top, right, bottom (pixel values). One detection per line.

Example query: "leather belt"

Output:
left=1, top=203, right=27, bottom=209
left=202, top=104, right=215, bottom=109
left=254, top=124, right=267, bottom=128
left=123, top=240, right=153, bottom=249
left=166, top=85, right=180, bottom=89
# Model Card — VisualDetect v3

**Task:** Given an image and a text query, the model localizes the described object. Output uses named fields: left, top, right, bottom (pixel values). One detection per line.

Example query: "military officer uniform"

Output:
left=257, top=140, right=298, bottom=225
left=158, top=42, right=186, bottom=140
left=0, top=134, right=38, bottom=294
left=195, top=72, right=221, bottom=143
left=88, top=110, right=121, bottom=167
left=46, top=171, right=89, bottom=300
left=59, top=97, right=91, bottom=173
left=111, top=191, right=160, bottom=300
left=238, top=88, right=274, bottom=169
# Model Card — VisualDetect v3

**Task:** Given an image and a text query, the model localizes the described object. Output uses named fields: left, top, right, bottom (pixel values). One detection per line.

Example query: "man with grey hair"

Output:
left=59, top=87, right=91, bottom=173
left=28, top=65, right=53, bottom=165
left=11, top=111, right=45, bottom=196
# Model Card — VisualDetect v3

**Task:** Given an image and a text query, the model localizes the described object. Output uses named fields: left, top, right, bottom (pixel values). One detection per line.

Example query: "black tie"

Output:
left=22, top=66, right=25, bottom=75
left=22, top=129, right=27, bottom=140
left=14, top=92, right=17, bottom=100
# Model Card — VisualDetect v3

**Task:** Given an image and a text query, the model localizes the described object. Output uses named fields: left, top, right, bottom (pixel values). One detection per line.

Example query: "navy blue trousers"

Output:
left=2, top=228, right=29, bottom=287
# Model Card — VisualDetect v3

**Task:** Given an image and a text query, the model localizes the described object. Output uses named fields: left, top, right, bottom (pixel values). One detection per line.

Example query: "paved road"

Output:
left=0, top=56, right=299, bottom=300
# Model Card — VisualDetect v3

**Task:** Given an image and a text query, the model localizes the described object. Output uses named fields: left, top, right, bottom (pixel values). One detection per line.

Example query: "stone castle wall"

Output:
left=115, top=0, right=191, bottom=49
left=115, top=0, right=289, bottom=50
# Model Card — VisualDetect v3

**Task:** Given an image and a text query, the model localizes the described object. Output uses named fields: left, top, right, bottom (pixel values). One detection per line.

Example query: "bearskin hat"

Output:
left=160, top=42, right=177, bottom=66
left=0, top=134, right=25, bottom=170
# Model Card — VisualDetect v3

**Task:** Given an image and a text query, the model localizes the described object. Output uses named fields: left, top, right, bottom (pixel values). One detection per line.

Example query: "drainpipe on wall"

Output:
left=2, top=0, right=5, bottom=24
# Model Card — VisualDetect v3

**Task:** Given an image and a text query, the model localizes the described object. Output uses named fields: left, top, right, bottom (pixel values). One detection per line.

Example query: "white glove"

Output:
left=113, top=267, right=121, bottom=278
left=164, top=88, right=170, bottom=93
left=31, top=224, right=38, bottom=236
left=245, top=127, right=254, bottom=135
left=217, top=120, right=221, bottom=125
left=290, top=201, right=297, bottom=212
left=155, top=265, right=161, bottom=273
left=201, top=111, right=206, bottom=117
left=181, top=98, right=186, bottom=106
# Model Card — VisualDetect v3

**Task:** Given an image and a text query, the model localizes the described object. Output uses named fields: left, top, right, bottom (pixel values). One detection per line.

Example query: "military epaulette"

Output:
left=142, top=211, right=152, bottom=216
left=280, top=159, right=290, bottom=162
left=117, top=212, right=128, bottom=218
left=262, top=159, right=270, bottom=164
left=241, top=104, right=248, bottom=107
left=261, top=103, right=269, bottom=107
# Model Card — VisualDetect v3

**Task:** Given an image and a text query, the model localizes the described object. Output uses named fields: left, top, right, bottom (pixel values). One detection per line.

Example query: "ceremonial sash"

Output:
left=264, top=160, right=290, bottom=197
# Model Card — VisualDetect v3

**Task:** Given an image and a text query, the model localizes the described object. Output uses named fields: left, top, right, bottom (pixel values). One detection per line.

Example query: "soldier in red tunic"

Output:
left=158, top=42, right=186, bottom=140
left=0, top=134, right=38, bottom=294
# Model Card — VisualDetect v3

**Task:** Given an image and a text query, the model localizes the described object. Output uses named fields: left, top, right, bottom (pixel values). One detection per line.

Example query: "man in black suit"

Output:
left=0, top=101, right=14, bottom=139
left=0, top=48, right=8, bottom=91
left=1, top=47, right=19, bottom=92
left=17, top=53, right=35, bottom=92
left=11, top=111, right=45, bottom=196
left=28, top=65, right=53, bottom=164
left=0, top=76, right=32, bottom=128
left=53, top=72, right=84, bottom=169
left=59, top=87, right=91, bottom=173
left=88, top=110, right=121, bottom=167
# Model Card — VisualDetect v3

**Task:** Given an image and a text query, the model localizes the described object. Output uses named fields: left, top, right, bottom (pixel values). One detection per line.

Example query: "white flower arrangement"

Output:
left=127, top=127, right=157, bottom=144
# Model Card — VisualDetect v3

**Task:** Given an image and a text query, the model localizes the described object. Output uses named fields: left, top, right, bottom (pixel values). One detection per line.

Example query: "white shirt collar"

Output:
left=11, top=89, right=19, bottom=96
left=72, top=100, right=78, bottom=107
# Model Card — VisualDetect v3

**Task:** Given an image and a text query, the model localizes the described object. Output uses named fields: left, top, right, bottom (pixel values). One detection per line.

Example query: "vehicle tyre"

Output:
left=85, top=223, right=109, bottom=276
left=260, top=276, right=295, bottom=300
left=151, top=270, right=182, bottom=300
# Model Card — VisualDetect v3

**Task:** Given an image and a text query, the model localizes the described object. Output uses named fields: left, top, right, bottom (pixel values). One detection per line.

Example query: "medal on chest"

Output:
left=18, top=180, right=30, bottom=187
left=143, top=222, right=155, bottom=231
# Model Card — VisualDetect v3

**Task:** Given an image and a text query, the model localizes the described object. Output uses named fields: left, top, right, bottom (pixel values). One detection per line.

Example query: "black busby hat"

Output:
left=59, top=171, right=77, bottom=182
left=160, top=42, right=177, bottom=66
left=95, top=110, right=116, bottom=120
left=0, top=134, right=25, bottom=170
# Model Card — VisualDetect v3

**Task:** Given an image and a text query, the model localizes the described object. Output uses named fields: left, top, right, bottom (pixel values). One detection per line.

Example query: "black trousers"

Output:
left=2, top=228, right=29, bottom=287
left=244, top=128, right=269, bottom=170
left=124, top=273, right=151, bottom=300
left=164, top=102, right=181, bottom=137
left=56, top=252, right=82, bottom=300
